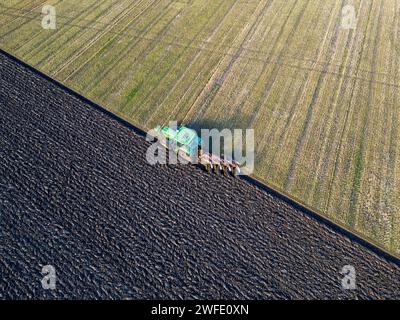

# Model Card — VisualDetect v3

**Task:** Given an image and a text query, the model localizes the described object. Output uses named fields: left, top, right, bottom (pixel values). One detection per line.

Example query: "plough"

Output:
left=154, top=125, right=241, bottom=176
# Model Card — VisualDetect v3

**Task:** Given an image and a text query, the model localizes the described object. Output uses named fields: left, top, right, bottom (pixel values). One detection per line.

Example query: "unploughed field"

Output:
left=0, top=0, right=399, bottom=255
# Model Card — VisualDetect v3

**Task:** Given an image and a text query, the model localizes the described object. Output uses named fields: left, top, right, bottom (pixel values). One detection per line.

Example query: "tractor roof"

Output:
left=159, top=126, right=177, bottom=139
left=156, top=125, right=199, bottom=147
left=176, top=127, right=199, bottom=146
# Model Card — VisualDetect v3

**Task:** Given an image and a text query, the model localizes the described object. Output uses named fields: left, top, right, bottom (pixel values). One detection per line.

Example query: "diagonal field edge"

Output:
left=0, top=47, right=398, bottom=265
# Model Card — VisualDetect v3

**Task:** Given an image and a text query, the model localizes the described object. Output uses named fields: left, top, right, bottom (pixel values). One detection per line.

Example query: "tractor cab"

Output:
left=154, top=125, right=200, bottom=162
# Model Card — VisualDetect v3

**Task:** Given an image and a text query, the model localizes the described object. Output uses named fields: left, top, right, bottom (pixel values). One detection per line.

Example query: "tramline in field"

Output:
left=154, top=125, right=241, bottom=176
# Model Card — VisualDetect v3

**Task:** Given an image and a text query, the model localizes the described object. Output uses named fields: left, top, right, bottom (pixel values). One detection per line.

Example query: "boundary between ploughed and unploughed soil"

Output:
left=1, top=47, right=398, bottom=264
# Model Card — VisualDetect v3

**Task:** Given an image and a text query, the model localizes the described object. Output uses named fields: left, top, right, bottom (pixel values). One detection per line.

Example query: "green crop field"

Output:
left=1, top=0, right=399, bottom=255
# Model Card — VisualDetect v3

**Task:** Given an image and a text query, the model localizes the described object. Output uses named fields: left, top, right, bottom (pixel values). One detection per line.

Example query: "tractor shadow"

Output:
left=185, top=116, right=251, bottom=133
left=185, top=117, right=253, bottom=163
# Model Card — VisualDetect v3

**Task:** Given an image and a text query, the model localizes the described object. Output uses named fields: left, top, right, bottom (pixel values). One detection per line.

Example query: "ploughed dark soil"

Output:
left=0, top=50, right=399, bottom=300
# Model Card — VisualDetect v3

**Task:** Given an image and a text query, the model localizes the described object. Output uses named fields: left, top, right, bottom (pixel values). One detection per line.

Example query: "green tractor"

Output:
left=154, top=125, right=240, bottom=176
left=154, top=125, right=200, bottom=162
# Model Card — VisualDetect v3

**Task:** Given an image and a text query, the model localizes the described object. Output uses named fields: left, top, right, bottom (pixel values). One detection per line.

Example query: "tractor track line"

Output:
left=283, top=0, right=346, bottom=191
left=2, top=4, right=397, bottom=80
left=138, top=0, right=242, bottom=122
left=0, top=0, right=50, bottom=41
left=246, top=0, right=314, bottom=129
left=387, top=0, right=400, bottom=251
left=81, top=0, right=173, bottom=98
left=9, top=0, right=102, bottom=54
left=35, top=0, right=124, bottom=71
left=307, top=12, right=358, bottom=206
left=206, top=0, right=288, bottom=128
left=144, top=0, right=241, bottom=126
left=252, top=0, right=364, bottom=200
left=170, top=4, right=263, bottom=127
left=348, top=0, right=384, bottom=228
left=124, top=0, right=227, bottom=117
left=61, top=0, right=163, bottom=82
left=324, top=0, right=374, bottom=215
left=2, top=9, right=400, bottom=90
left=183, top=0, right=274, bottom=125
left=22, top=1, right=110, bottom=60
left=52, top=0, right=147, bottom=77
left=250, top=0, right=329, bottom=156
